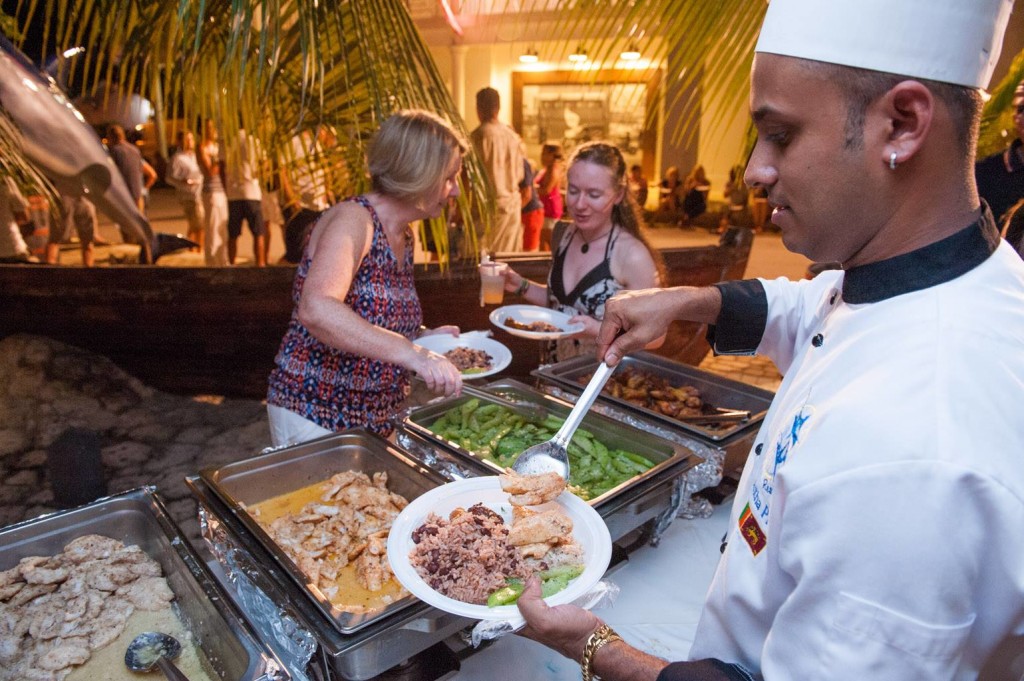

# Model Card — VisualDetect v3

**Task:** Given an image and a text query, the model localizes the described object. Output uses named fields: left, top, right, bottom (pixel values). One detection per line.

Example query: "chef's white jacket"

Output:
left=686, top=216, right=1024, bottom=680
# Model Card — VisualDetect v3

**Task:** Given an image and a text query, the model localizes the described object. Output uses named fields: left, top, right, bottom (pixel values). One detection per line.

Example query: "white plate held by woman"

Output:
left=387, top=477, right=612, bottom=624
left=413, top=333, right=512, bottom=379
left=489, top=304, right=585, bottom=340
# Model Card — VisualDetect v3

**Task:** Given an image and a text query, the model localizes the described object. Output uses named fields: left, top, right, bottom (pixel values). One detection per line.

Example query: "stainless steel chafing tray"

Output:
left=198, top=429, right=449, bottom=636
left=188, top=474, right=474, bottom=681
left=0, top=487, right=286, bottom=680
left=401, top=379, right=698, bottom=518
left=532, top=351, right=774, bottom=443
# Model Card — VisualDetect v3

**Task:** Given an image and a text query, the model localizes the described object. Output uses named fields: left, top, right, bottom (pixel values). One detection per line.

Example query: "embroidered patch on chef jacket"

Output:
left=739, top=502, right=767, bottom=555
left=741, top=405, right=814, bottom=556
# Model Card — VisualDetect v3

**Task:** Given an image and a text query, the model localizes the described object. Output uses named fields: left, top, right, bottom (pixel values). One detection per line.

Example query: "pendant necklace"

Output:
left=580, top=227, right=612, bottom=254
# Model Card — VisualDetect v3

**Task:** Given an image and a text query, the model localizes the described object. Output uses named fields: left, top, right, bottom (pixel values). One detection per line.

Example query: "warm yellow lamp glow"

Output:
left=620, top=44, right=641, bottom=61
left=519, top=48, right=539, bottom=64
left=568, top=45, right=588, bottom=62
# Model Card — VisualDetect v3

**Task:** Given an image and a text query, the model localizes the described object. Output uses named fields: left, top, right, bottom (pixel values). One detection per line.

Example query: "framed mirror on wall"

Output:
left=511, top=69, right=661, bottom=179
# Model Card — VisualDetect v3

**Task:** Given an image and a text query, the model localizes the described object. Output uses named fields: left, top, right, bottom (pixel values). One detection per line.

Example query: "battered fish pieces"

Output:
left=499, top=470, right=580, bottom=568
left=498, top=469, right=566, bottom=506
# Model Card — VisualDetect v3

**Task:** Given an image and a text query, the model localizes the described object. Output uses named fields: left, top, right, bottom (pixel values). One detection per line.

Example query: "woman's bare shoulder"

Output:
left=309, top=199, right=373, bottom=253
left=613, top=233, right=658, bottom=283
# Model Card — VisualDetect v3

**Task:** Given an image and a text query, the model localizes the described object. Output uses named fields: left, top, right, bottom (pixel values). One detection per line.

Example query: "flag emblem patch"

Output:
left=739, top=503, right=766, bottom=556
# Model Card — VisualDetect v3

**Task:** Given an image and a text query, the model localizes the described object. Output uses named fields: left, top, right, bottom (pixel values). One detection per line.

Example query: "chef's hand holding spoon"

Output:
left=597, top=287, right=723, bottom=367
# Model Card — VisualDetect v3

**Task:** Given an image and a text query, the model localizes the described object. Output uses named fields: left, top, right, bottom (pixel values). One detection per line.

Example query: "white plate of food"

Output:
left=414, top=333, right=512, bottom=379
left=489, top=305, right=585, bottom=340
left=387, top=477, right=611, bottom=623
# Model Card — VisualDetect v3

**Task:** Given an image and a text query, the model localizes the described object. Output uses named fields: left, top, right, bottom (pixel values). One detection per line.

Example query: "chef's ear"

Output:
left=876, top=80, right=933, bottom=168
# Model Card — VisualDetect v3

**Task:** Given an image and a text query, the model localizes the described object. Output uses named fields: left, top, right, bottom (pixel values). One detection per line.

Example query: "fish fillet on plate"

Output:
left=498, top=469, right=566, bottom=506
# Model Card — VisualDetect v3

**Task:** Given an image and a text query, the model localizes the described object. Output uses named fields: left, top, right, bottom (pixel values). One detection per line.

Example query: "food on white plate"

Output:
left=409, top=503, right=531, bottom=605
left=504, top=316, right=561, bottom=333
left=408, top=472, right=584, bottom=607
left=246, top=470, right=411, bottom=614
left=508, top=506, right=573, bottom=547
left=443, top=346, right=493, bottom=373
left=499, top=469, right=565, bottom=506
left=510, top=506, right=585, bottom=569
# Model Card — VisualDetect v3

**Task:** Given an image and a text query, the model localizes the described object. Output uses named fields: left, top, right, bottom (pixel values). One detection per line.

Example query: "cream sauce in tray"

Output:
left=66, top=608, right=214, bottom=681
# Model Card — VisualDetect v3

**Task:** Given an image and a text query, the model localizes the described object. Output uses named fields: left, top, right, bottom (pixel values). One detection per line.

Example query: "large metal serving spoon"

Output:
left=125, top=631, right=189, bottom=680
left=512, top=361, right=616, bottom=479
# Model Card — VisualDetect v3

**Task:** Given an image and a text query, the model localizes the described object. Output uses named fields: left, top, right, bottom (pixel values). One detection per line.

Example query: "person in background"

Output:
left=750, top=184, right=770, bottom=232
left=198, top=119, right=229, bottom=266
left=0, top=174, right=37, bottom=263
left=535, top=142, right=565, bottom=251
left=516, top=1, right=1024, bottom=680
left=471, top=87, right=525, bottom=253
left=628, top=164, right=649, bottom=210
left=225, top=127, right=266, bottom=267
left=1002, top=199, right=1024, bottom=256
left=261, top=158, right=285, bottom=265
left=656, top=165, right=682, bottom=221
left=266, top=109, right=465, bottom=446
left=502, top=141, right=664, bottom=363
left=681, top=164, right=710, bottom=226
left=46, top=194, right=96, bottom=266
left=106, top=124, right=156, bottom=244
left=166, top=130, right=205, bottom=252
left=280, top=126, right=334, bottom=264
left=719, top=164, right=752, bottom=232
left=520, top=158, right=544, bottom=251
left=975, top=78, right=1024, bottom=228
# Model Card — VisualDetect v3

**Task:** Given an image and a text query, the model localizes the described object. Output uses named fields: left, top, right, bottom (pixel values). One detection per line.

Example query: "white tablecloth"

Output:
left=453, top=504, right=731, bottom=680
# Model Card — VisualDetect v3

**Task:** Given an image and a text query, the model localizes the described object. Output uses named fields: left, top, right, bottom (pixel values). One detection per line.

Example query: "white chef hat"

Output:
left=755, top=0, right=1015, bottom=89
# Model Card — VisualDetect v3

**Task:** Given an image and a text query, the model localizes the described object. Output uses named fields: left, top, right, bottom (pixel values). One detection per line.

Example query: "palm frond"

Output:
left=514, top=0, right=765, bottom=159
left=4, top=0, right=489, bottom=266
left=978, top=49, right=1024, bottom=159
left=4, top=0, right=1020, bottom=265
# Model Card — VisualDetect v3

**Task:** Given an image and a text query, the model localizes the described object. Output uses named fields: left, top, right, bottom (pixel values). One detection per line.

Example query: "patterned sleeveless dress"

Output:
left=267, top=196, right=423, bottom=436
left=546, top=222, right=625, bottom=362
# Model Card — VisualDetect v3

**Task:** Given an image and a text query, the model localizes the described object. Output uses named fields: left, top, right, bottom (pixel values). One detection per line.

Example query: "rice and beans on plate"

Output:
left=443, top=346, right=493, bottom=374
left=409, top=471, right=584, bottom=607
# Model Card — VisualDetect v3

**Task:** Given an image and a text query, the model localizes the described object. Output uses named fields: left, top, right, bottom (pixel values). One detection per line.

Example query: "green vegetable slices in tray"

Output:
left=401, top=379, right=698, bottom=506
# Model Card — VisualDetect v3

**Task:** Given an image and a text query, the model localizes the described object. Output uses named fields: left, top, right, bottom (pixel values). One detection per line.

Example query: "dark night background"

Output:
left=2, top=1, right=54, bottom=65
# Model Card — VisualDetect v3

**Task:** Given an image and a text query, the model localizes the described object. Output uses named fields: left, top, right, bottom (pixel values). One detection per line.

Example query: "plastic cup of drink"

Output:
left=479, top=261, right=508, bottom=306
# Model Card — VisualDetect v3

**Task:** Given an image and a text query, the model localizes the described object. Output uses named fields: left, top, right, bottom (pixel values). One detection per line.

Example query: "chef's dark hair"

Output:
left=802, top=61, right=981, bottom=155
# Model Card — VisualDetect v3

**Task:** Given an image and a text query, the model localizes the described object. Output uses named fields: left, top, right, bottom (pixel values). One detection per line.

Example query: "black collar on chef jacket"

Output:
left=707, top=207, right=1001, bottom=354
left=842, top=207, right=1000, bottom=304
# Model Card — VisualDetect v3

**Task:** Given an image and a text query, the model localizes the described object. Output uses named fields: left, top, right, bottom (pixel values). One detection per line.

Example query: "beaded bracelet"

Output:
left=515, top=278, right=530, bottom=297
left=581, top=624, right=622, bottom=681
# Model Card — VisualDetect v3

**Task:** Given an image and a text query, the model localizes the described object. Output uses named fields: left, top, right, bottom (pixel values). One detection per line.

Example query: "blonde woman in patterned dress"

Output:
left=267, top=110, right=465, bottom=446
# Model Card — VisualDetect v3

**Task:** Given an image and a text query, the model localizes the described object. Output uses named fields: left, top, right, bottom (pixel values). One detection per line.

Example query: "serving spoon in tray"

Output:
left=125, top=631, right=189, bottom=680
left=511, top=361, right=616, bottom=479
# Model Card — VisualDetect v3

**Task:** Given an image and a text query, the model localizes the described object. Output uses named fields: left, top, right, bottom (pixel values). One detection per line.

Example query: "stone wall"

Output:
left=0, top=334, right=272, bottom=532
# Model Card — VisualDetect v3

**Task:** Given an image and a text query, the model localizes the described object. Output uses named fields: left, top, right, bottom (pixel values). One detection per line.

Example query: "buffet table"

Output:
left=185, top=362, right=760, bottom=680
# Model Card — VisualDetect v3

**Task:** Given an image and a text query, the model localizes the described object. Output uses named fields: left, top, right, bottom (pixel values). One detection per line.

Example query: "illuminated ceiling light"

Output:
left=568, top=45, right=588, bottom=63
left=519, top=47, right=539, bottom=64
left=62, top=46, right=85, bottom=58
left=620, top=43, right=641, bottom=61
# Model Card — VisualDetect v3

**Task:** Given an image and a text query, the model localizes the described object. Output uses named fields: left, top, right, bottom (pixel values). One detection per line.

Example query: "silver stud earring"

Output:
left=889, top=151, right=898, bottom=170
